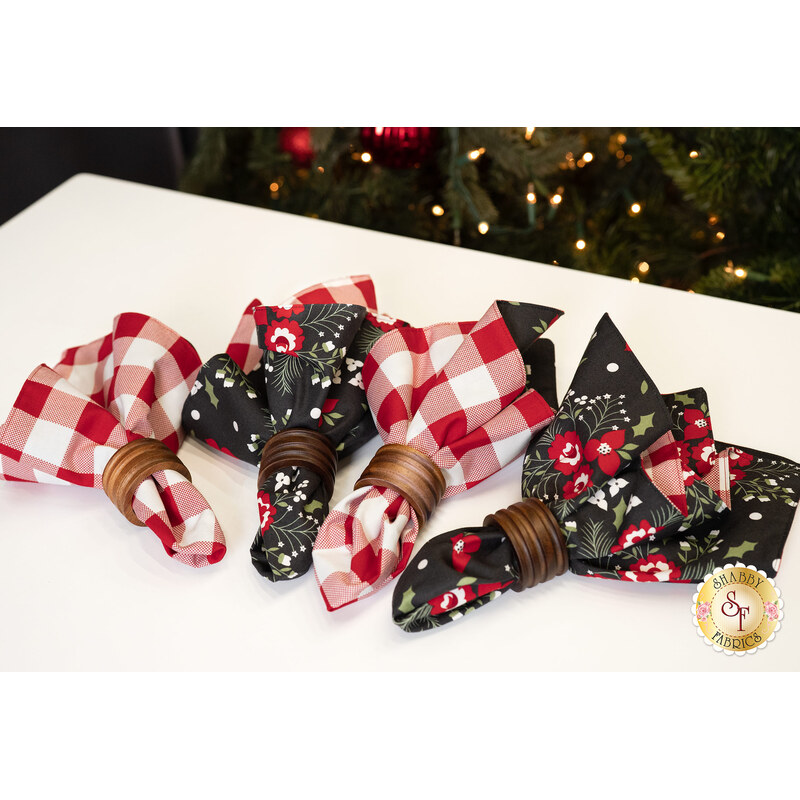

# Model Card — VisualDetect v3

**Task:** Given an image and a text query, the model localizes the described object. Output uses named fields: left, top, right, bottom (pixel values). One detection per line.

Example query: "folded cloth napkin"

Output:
left=0, top=313, right=227, bottom=567
left=181, top=276, right=407, bottom=580
left=392, top=314, right=800, bottom=631
left=313, top=300, right=564, bottom=610
left=224, top=274, right=380, bottom=375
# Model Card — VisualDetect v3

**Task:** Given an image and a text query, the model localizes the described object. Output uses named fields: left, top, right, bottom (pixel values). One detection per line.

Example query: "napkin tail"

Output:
left=133, top=469, right=227, bottom=568
left=313, top=485, right=419, bottom=610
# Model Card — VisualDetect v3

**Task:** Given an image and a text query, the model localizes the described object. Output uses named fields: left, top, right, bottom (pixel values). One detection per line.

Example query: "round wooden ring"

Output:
left=484, top=498, right=567, bottom=591
left=258, top=428, right=337, bottom=496
left=354, top=443, right=446, bottom=525
left=102, top=438, right=191, bottom=526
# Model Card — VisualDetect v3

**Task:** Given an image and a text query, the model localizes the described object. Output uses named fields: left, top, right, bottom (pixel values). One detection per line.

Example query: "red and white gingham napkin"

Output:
left=313, top=300, right=563, bottom=610
left=225, top=274, right=379, bottom=373
left=0, top=313, right=226, bottom=567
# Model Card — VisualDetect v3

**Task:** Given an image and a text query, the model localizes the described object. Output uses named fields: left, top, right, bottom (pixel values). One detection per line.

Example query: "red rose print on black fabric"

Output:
left=690, top=437, right=717, bottom=475
left=205, top=438, right=234, bottom=457
left=257, top=491, right=276, bottom=532
left=264, top=320, right=305, bottom=355
left=429, top=584, right=477, bottom=615
left=451, top=533, right=481, bottom=572
left=610, top=519, right=656, bottom=553
left=620, top=554, right=682, bottom=582
left=728, top=447, right=753, bottom=469
left=730, top=467, right=746, bottom=484
left=274, top=303, right=305, bottom=319
left=366, top=310, right=403, bottom=332
left=548, top=431, right=583, bottom=475
left=584, top=429, right=626, bottom=475
left=683, top=408, right=712, bottom=440
left=563, top=463, right=593, bottom=499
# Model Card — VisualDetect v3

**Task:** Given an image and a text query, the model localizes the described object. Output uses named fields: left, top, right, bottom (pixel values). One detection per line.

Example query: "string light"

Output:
left=431, top=205, right=444, bottom=216
left=527, top=190, right=536, bottom=204
left=716, top=231, right=725, bottom=240
left=551, top=193, right=562, bottom=205
left=525, top=127, right=535, bottom=140
left=617, top=133, right=627, bottom=144
left=631, top=276, right=640, bottom=283
left=582, top=152, right=594, bottom=163
left=576, top=239, right=586, bottom=250
left=637, top=261, right=650, bottom=274
left=478, top=221, right=489, bottom=234
left=468, top=148, right=486, bottom=161
left=630, top=202, right=642, bottom=215
left=361, top=152, right=372, bottom=163
left=616, top=149, right=625, bottom=159
left=317, top=166, right=325, bottom=173
left=689, top=150, right=700, bottom=159
left=708, top=214, right=719, bottom=225
left=269, top=182, right=280, bottom=192
left=734, top=267, right=748, bottom=278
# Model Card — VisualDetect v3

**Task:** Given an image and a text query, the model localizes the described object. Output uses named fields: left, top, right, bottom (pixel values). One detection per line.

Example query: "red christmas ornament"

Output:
left=359, top=127, right=436, bottom=168
left=279, top=127, right=314, bottom=167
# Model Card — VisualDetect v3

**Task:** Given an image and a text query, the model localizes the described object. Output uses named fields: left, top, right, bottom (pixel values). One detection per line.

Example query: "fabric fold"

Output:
left=181, top=276, right=408, bottom=580
left=392, top=314, right=799, bottom=632
left=0, top=312, right=226, bottom=567
left=313, top=300, right=564, bottom=610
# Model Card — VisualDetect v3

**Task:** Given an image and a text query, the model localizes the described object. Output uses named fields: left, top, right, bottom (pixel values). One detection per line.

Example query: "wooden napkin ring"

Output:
left=102, top=438, right=191, bottom=526
left=258, top=428, right=338, bottom=496
left=484, top=498, right=567, bottom=591
left=354, top=443, right=446, bottom=525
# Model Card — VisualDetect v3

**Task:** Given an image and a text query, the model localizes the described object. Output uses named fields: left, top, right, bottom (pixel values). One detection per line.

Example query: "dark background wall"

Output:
left=0, top=128, right=198, bottom=226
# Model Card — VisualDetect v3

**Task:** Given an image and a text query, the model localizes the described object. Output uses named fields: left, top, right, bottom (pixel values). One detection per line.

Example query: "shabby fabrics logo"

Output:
left=692, top=563, right=783, bottom=656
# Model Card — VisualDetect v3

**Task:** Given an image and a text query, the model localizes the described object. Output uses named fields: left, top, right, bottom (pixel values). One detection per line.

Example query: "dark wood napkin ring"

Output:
left=102, top=438, right=191, bottom=526
left=258, top=428, right=338, bottom=496
left=354, top=443, right=446, bottom=525
left=484, top=498, right=567, bottom=591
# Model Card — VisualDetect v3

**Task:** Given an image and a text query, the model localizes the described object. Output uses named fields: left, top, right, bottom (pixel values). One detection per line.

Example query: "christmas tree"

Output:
left=181, top=127, right=800, bottom=312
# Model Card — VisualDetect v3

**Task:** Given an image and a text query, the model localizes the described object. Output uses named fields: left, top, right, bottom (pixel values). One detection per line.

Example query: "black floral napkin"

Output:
left=393, top=314, right=800, bottom=631
left=183, top=301, right=407, bottom=580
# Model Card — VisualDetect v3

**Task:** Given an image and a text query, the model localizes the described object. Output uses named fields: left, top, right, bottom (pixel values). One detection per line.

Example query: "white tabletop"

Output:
left=1, top=173, right=798, bottom=671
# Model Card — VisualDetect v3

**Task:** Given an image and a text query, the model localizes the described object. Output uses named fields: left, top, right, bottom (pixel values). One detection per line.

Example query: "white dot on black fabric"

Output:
left=749, top=512, right=762, bottom=520
left=418, top=559, right=428, bottom=570
left=190, top=409, right=200, bottom=420
left=607, top=363, right=619, bottom=372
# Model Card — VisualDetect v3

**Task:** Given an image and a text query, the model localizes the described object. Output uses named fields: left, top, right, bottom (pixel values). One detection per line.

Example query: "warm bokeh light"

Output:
left=734, top=267, right=747, bottom=278
left=583, top=152, right=594, bottom=162
left=525, top=127, right=535, bottom=140
left=630, top=202, right=641, bottom=214
left=638, top=261, right=650, bottom=274
left=689, top=150, right=699, bottom=159
left=576, top=239, right=586, bottom=250
left=551, top=194, right=562, bottom=205
left=269, top=182, right=279, bottom=192
left=431, top=205, right=444, bottom=216
left=478, top=221, right=489, bottom=234
left=527, top=191, right=536, bottom=203
left=361, top=152, right=372, bottom=163
left=716, top=231, right=725, bottom=240
left=631, top=276, right=640, bottom=283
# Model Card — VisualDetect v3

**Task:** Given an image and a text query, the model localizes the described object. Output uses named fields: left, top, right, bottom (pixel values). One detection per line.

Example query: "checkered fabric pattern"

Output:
left=0, top=313, right=226, bottom=568
left=640, top=429, right=733, bottom=521
left=313, top=301, right=561, bottom=610
left=641, top=432, right=690, bottom=516
left=225, top=275, right=379, bottom=373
